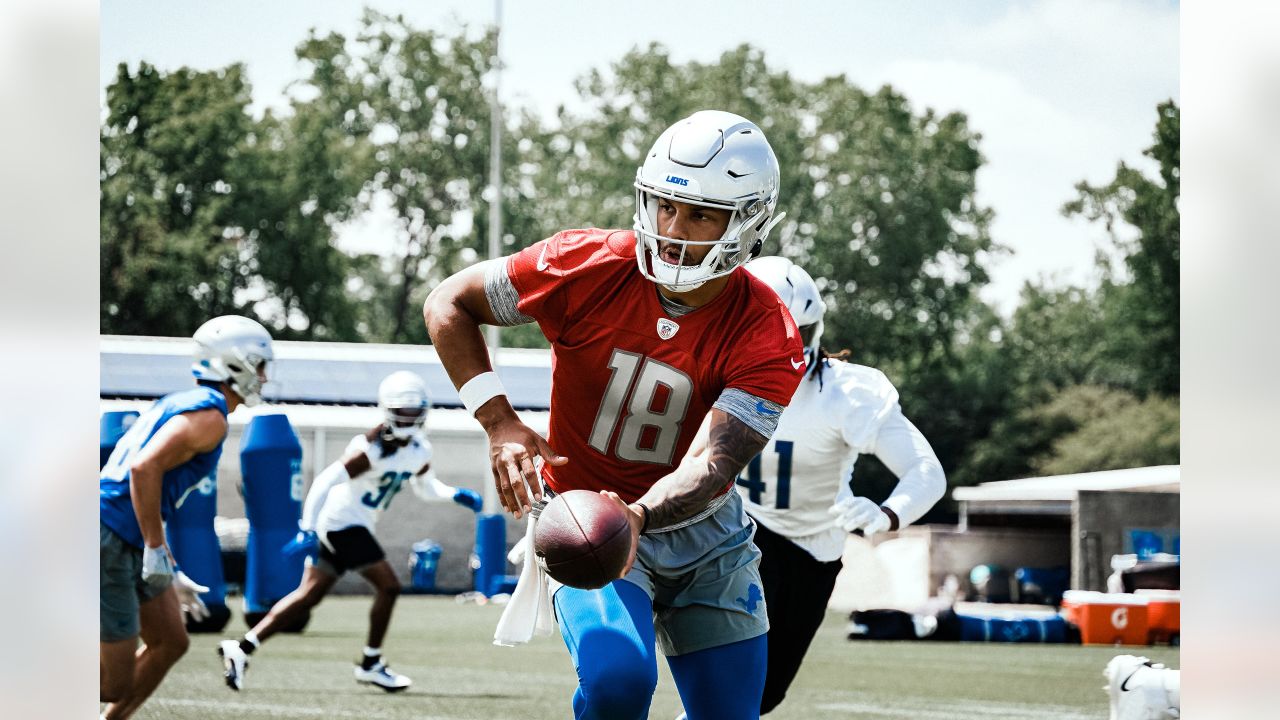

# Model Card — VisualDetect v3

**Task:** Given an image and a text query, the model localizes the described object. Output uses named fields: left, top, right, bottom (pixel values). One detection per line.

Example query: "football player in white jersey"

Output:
left=216, top=371, right=482, bottom=693
left=732, top=257, right=947, bottom=714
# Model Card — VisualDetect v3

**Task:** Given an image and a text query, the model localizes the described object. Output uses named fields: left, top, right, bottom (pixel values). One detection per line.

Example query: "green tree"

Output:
left=1063, top=101, right=1179, bottom=396
left=955, top=102, right=1180, bottom=484
left=964, top=385, right=1178, bottom=482
left=1002, top=283, right=1137, bottom=399
left=227, top=103, right=370, bottom=341
left=1034, top=393, right=1179, bottom=475
left=100, top=60, right=367, bottom=340
left=100, top=62, right=254, bottom=335
left=294, top=11, right=504, bottom=344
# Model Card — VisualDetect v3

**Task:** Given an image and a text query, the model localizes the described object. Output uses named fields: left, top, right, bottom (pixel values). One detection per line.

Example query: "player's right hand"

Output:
left=828, top=496, right=892, bottom=537
left=141, top=544, right=175, bottom=591
left=282, top=530, right=319, bottom=561
left=174, top=570, right=211, bottom=622
left=486, top=419, right=566, bottom=519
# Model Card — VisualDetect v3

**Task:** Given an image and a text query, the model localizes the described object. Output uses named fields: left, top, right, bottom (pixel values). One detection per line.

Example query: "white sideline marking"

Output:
left=151, top=697, right=458, bottom=720
left=816, top=700, right=1097, bottom=720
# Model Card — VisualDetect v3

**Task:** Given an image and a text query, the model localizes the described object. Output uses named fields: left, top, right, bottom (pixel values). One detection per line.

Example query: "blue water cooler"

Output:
left=473, top=514, right=518, bottom=597
left=240, top=414, right=309, bottom=631
left=167, top=470, right=231, bottom=632
left=410, top=539, right=443, bottom=592
left=99, top=410, right=140, bottom=469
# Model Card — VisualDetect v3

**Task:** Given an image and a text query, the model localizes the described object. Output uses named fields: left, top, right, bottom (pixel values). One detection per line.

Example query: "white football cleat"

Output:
left=217, top=640, right=249, bottom=691
left=355, top=660, right=412, bottom=692
left=1106, top=654, right=1180, bottom=719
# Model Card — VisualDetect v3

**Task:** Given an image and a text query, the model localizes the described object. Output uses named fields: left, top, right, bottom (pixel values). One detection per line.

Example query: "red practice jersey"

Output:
left=505, top=228, right=805, bottom=502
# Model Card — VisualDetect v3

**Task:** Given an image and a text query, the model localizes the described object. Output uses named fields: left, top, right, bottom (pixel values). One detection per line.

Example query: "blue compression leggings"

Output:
left=554, top=580, right=768, bottom=720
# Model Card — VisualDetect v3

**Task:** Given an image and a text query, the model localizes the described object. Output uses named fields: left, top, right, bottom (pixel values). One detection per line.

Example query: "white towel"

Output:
left=493, top=512, right=557, bottom=646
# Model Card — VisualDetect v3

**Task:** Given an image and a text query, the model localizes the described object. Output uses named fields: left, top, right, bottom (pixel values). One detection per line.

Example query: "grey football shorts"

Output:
left=621, top=491, right=769, bottom=656
left=100, top=522, right=168, bottom=642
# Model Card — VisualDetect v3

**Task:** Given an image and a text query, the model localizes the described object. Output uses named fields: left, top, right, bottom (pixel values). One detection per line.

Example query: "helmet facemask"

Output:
left=383, top=404, right=426, bottom=440
left=377, top=371, right=430, bottom=441
left=632, top=110, right=786, bottom=293
left=633, top=185, right=783, bottom=292
left=223, top=353, right=271, bottom=407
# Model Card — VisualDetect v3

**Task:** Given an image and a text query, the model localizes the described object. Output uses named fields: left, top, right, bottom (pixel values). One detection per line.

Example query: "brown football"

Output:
left=533, top=490, right=635, bottom=590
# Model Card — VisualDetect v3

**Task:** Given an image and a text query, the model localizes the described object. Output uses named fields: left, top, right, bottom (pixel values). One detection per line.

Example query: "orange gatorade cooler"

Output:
left=1060, top=591, right=1150, bottom=645
left=1135, top=589, right=1180, bottom=644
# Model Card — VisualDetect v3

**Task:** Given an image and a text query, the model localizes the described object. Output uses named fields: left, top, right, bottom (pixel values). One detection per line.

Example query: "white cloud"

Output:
left=839, top=1, right=1178, bottom=314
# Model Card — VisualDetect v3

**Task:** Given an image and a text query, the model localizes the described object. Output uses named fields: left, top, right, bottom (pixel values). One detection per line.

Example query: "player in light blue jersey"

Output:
left=100, top=316, right=273, bottom=720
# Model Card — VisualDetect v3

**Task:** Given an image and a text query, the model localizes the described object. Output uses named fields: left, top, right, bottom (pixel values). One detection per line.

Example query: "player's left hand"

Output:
left=452, top=488, right=483, bottom=512
left=600, top=491, right=642, bottom=578
left=828, top=496, right=892, bottom=537
left=173, top=570, right=211, bottom=622
left=282, top=530, right=319, bottom=562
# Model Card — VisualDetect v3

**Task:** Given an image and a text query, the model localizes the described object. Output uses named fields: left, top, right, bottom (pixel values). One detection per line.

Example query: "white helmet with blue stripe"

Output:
left=378, top=370, right=429, bottom=440
left=634, top=110, right=786, bottom=291
left=191, top=315, right=274, bottom=406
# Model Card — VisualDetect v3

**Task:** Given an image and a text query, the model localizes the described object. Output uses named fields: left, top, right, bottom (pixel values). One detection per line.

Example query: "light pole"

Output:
left=485, top=0, right=503, bottom=354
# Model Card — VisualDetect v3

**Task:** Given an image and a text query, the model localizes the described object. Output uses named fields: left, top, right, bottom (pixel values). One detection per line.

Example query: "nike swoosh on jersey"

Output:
left=790, top=357, right=805, bottom=370
left=754, top=400, right=781, bottom=416
left=536, top=245, right=551, bottom=271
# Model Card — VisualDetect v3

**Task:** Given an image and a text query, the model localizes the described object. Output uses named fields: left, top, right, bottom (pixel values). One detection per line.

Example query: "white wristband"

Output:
left=459, top=371, right=507, bottom=416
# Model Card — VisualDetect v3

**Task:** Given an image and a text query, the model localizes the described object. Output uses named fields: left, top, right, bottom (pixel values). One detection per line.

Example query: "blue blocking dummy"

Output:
left=240, top=413, right=308, bottom=630
left=167, top=468, right=231, bottom=632
left=474, top=513, right=518, bottom=597
left=410, top=539, right=443, bottom=591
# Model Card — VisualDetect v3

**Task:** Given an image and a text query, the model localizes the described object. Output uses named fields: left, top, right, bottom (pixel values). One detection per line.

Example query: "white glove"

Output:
left=174, top=570, right=211, bottom=622
left=141, top=545, right=175, bottom=591
left=828, top=496, right=892, bottom=537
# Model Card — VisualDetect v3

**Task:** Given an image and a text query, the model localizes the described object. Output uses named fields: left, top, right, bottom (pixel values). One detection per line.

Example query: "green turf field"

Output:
left=138, top=595, right=1179, bottom=719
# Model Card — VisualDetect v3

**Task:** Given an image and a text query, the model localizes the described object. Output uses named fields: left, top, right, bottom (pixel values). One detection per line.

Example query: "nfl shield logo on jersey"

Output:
left=656, top=318, right=680, bottom=340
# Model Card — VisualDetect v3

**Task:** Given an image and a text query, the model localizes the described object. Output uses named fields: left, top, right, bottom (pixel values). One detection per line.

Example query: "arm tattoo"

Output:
left=637, top=411, right=769, bottom=529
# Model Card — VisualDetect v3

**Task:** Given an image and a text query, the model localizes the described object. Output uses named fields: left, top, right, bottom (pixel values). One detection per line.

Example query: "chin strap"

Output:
left=231, top=379, right=262, bottom=407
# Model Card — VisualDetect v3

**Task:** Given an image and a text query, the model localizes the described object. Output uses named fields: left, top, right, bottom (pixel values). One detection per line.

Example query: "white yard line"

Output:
left=150, top=697, right=459, bottom=720
left=816, top=700, right=1099, bottom=720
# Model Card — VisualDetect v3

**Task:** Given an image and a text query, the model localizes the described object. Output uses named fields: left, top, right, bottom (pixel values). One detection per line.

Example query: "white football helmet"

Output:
left=378, top=370, right=429, bottom=440
left=745, top=256, right=825, bottom=365
left=190, top=316, right=274, bottom=406
left=634, top=110, right=786, bottom=291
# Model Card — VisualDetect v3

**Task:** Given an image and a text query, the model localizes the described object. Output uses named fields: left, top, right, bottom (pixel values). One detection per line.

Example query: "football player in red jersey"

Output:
left=425, top=111, right=804, bottom=720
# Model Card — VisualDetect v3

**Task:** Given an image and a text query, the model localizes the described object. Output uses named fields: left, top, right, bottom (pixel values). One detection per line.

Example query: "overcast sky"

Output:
left=101, top=0, right=1180, bottom=315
